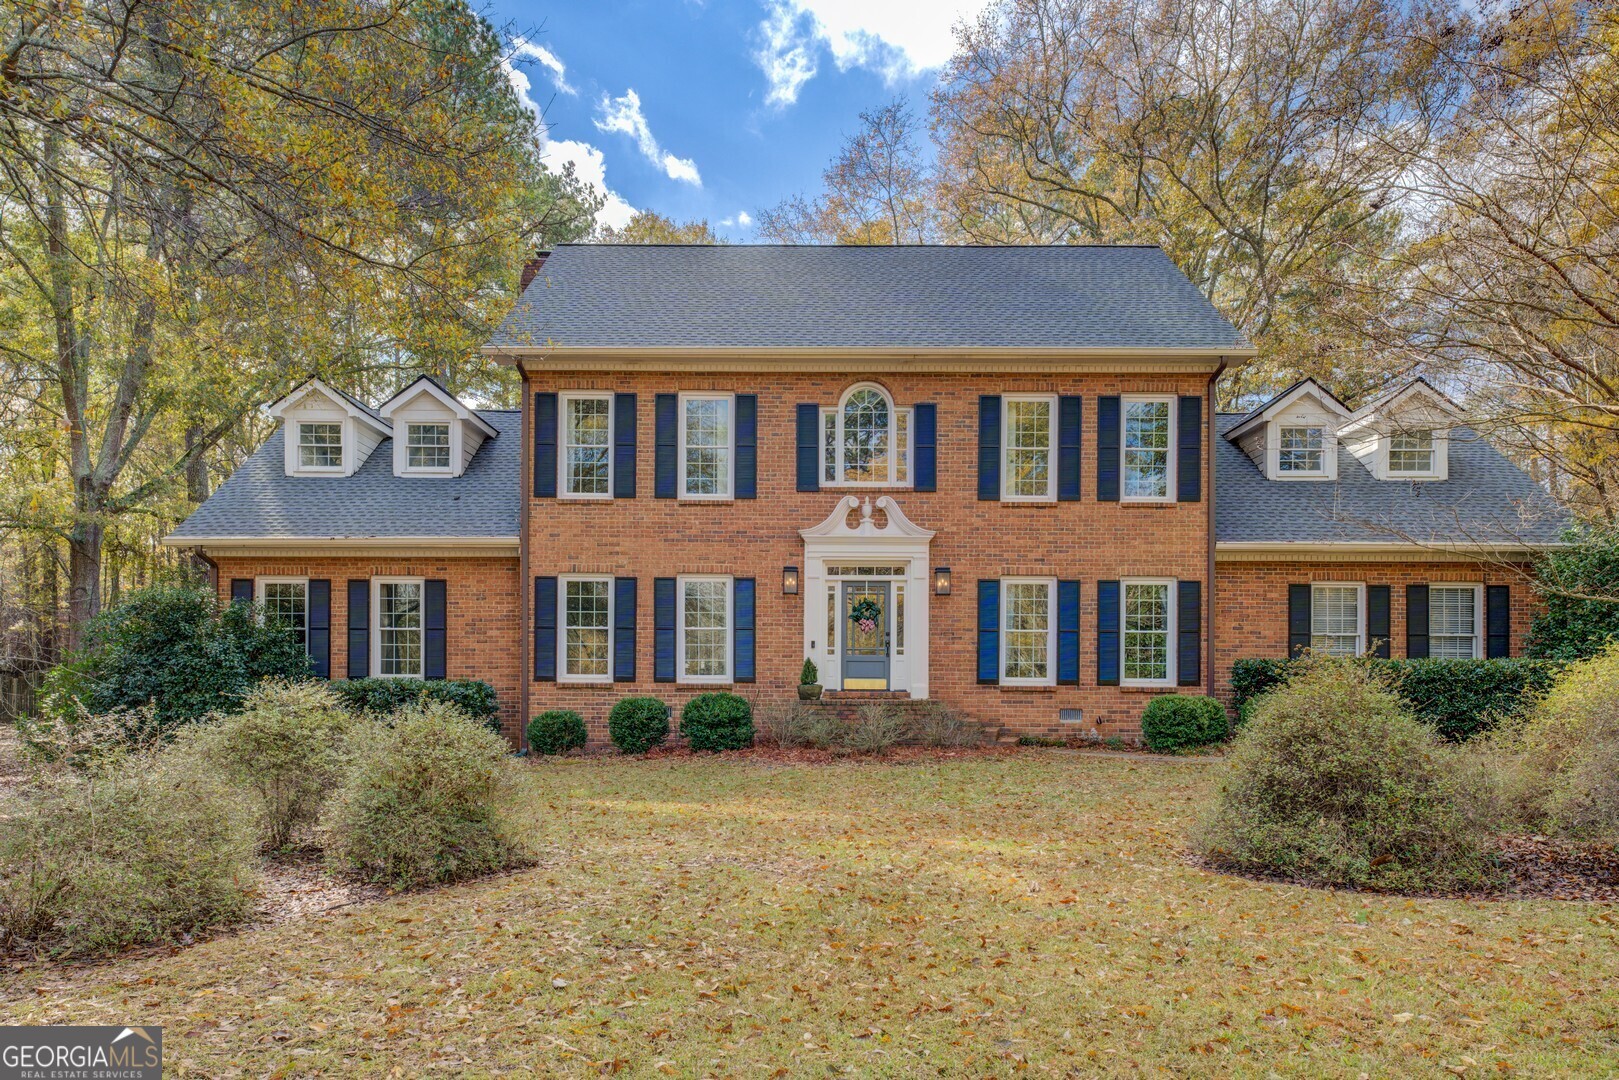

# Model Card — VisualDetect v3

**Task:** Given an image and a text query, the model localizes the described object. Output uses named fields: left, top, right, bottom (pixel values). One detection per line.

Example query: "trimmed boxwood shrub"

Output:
left=332, top=678, right=501, bottom=734
left=527, top=709, right=587, bottom=755
left=679, top=692, right=754, bottom=751
left=1141, top=694, right=1228, bottom=751
left=608, top=696, right=669, bottom=754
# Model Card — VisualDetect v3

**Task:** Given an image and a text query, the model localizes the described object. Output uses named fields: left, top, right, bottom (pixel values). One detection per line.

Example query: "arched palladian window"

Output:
left=821, top=383, right=911, bottom=486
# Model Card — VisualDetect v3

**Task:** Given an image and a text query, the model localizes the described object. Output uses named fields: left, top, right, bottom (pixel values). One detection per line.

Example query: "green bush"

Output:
left=1528, top=527, right=1619, bottom=661
left=322, top=700, right=528, bottom=889
left=1194, top=660, right=1502, bottom=893
left=679, top=693, right=754, bottom=751
left=0, top=744, right=259, bottom=956
left=1141, top=695, right=1228, bottom=751
left=800, top=658, right=819, bottom=685
left=331, top=678, right=501, bottom=734
left=906, top=702, right=985, bottom=748
left=1501, top=642, right=1619, bottom=838
left=527, top=710, right=587, bottom=755
left=607, top=697, right=669, bottom=754
left=1230, top=658, right=1291, bottom=718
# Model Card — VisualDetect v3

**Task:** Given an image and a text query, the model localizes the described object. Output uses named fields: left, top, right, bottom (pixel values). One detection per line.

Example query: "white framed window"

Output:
left=1311, top=583, right=1364, bottom=657
left=1122, top=579, right=1175, bottom=686
left=820, top=384, right=911, bottom=487
left=679, top=393, right=733, bottom=499
left=298, top=422, right=343, bottom=471
left=678, top=575, right=732, bottom=683
left=1003, top=396, right=1056, bottom=501
left=560, top=575, right=613, bottom=682
left=1277, top=426, right=1326, bottom=474
left=1429, top=584, right=1483, bottom=659
left=1389, top=429, right=1436, bottom=475
left=405, top=422, right=451, bottom=471
left=372, top=577, right=424, bottom=678
left=1122, top=396, right=1174, bottom=502
left=256, top=577, right=309, bottom=652
left=561, top=392, right=612, bottom=498
left=1001, top=578, right=1055, bottom=686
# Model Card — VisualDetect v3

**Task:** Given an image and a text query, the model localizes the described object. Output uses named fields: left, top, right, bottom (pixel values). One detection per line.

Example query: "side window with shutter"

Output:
left=613, top=393, right=637, bottom=499
left=734, top=578, right=756, bottom=682
left=977, top=580, right=1000, bottom=683
left=1097, top=581, right=1120, bottom=685
left=1287, top=584, right=1311, bottom=658
left=654, top=395, right=677, bottom=499
left=735, top=395, right=758, bottom=499
left=308, top=580, right=331, bottom=679
left=1177, top=580, right=1201, bottom=686
left=347, top=580, right=369, bottom=678
left=614, top=577, right=637, bottom=681
left=533, top=392, right=558, bottom=498
left=654, top=578, right=677, bottom=682
left=912, top=403, right=937, bottom=492
left=1097, top=397, right=1121, bottom=502
left=1058, top=396, right=1082, bottom=501
left=533, top=577, right=557, bottom=681
left=796, top=404, right=821, bottom=492
left=1177, top=395, right=1202, bottom=502
left=424, top=580, right=447, bottom=680
left=977, top=396, right=1001, bottom=501
left=1486, top=585, right=1511, bottom=658
left=1406, top=585, right=1430, bottom=659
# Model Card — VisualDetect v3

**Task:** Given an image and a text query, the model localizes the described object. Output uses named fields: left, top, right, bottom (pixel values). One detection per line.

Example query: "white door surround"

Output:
left=800, top=496, right=934, bottom=696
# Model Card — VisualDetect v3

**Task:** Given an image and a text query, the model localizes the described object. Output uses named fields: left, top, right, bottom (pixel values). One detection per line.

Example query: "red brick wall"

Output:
left=212, top=556, right=523, bottom=738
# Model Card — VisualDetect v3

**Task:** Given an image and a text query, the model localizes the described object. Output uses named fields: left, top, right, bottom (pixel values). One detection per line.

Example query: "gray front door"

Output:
left=841, top=580, right=890, bottom=689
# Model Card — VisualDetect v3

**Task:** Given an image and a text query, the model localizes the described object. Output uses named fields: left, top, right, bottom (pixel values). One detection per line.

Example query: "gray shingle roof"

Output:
left=1215, top=414, right=1570, bottom=546
left=167, top=410, right=518, bottom=540
left=487, top=244, right=1251, bottom=352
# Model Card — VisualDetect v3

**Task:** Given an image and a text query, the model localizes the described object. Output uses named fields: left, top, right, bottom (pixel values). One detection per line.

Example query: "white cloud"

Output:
left=545, top=139, right=637, bottom=230
left=595, top=89, right=703, bottom=186
left=513, top=37, right=577, bottom=97
left=755, top=2, right=818, bottom=107
left=720, top=210, right=755, bottom=228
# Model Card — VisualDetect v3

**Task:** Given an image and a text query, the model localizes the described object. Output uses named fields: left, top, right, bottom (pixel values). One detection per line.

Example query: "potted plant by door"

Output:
left=798, top=658, right=823, bottom=700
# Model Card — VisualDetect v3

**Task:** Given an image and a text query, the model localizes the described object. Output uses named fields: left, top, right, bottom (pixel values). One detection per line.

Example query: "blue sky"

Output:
left=488, top=1, right=988, bottom=238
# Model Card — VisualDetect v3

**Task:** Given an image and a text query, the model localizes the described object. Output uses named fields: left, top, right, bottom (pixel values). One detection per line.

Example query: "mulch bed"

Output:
left=541, top=743, right=1030, bottom=766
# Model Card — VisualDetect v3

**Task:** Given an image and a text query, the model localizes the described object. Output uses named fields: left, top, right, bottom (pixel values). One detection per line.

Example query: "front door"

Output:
left=841, top=580, right=890, bottom=690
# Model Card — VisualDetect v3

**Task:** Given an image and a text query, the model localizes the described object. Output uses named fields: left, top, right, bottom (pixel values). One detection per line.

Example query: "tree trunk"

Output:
left=65, top=519, right=103, bottom=651
left=185, top=426, right=210, bottom=502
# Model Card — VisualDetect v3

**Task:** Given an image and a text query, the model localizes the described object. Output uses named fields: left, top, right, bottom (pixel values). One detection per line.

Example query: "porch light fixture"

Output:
left=782, top=565, right=800, bottom=595
left=934, top=567, right=951, bottom=596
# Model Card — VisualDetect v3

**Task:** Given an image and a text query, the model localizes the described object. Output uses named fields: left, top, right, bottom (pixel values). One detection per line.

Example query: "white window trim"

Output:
left=1001, top=395, right=1058, bottom=503
left=677, top=392, right=736, bottom=500
left=1273, top=424, right=1331, bottom=479
left=677, top=574, right=733, bottom=684
left=255, top=577, right=309, bottom=649
left=1120, top=394, right=1176, bottom=504
left=1427, top=582, right=1484, bottom=660
left=401, top=420, right=454, bottom=476
left=999, top=577, right=1057, bottom=687
left=371, top=576, right=426, bottom=680
left=558, top=391, right=614, bottom=500
left=1386, top=429, right=1443, bottom=480
left=296, top=421, right=346, bottom=474
left=1120, top=577, right=1177, bottom=688
left=1310, top=581, right=1366, bottom=658
left=558, top=574, right=614, bottom=684
left=820, top=383, right=913, bottom=489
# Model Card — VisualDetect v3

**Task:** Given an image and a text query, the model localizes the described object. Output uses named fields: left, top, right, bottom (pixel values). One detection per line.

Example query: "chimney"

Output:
left=519, top=250, right=552, bottom=292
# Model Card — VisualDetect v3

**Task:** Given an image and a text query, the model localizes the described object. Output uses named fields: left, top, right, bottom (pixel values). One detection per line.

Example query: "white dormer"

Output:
left=1224, top=379, right=1351, bottom=481
left=377, top=376, right=497, bottom=479
left=1339, top=379, right=1460, bottom=482
left=267, top=379, right=393, bottom=478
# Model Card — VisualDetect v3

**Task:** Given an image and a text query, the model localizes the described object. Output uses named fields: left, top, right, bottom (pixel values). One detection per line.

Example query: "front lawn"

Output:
left=4, top=752, right=1615, bottom=1075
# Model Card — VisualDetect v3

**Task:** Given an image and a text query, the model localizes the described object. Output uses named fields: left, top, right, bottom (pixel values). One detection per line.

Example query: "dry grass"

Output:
left=3, top=752, right=1616, bottom=1076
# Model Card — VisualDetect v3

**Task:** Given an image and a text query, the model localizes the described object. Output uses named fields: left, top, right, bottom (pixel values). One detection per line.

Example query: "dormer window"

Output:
left=298, top=423, right=343, bottom=470
left=1389, top=430, right=1435, bottom=475
left=1277, top=426, right=1325, bottom=474
left=377, top=375, right=498, bottom=480
left=1224, top=379, right=1349, bottom=482
left=1339, top=380, right=1458, bottom=481
left=406, top=422, right=452, bottom=471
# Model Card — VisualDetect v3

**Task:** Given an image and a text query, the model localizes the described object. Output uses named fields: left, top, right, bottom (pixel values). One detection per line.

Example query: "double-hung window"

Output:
left=298, top=422, right=343, bottom=470
left=1311, top=584, right=1364, bottom=656
left=680, top=394, right=733, bottom=498
left=1001, top=579, right=1055, bottom=685
left=1429, top=585, right=1482, bottom=659
left=1121, top=579, right=1175, bottom=685
left=406, top=422, right=451, bottom=470
left=374, top=578, right=424, bottom=678
left=1278, top=426, right=1325, bottom=474
left=1122, top=396, right=1174, bottom=501
left=561, top=393, right=612, bottom=497
left=256, top=578, right=309, bottom=652
left=821, top=384, right=911, bottom=487
left=1389, top=430, right=1435, bottom=475
left=678, top=576, right=731, bottom=683
left=560, top=576, right=613, bottom=682
left=1003, top=396, right=1055, bottom=501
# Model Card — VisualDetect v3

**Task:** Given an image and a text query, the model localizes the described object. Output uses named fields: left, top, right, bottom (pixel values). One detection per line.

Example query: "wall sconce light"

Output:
left=782, top=565, right=800, bottom=595
left=934, top=567, right=951, bottom=596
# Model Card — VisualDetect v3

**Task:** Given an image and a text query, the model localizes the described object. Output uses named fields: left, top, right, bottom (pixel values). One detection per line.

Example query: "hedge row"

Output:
left=330, top=678, right=501, bottom=734
left=1230, top=657, right=1561, bottom=741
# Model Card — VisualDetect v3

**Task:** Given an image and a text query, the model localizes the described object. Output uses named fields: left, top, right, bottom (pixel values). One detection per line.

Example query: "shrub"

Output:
left=322, top=700, right=527, bottom=889
left=1229, top=658, right=1291, bottom=719
left=0, top=745, right=258, bottom=956
left=527, top=710, right=587, bottom=755
left=906, top=702, right=985, bottom=748
left=842, top=704, right=906, bottom=755
left=1503, top=642, right=1619, bottom=837
left=607, top=697, right=669, bottom=754
left=1141, top=695, right=1228, bottom=752
left=186, top=680, right=353, bottom=850
left=800, top=658, right=819, bottom=685
left=1194, top=660, right=1502, bottom=893
left=680, top=693, right=754, bottom=751
left=332, top=678, right=501, bottom=734
left=754, top=702, right=825, bottom=748
left=1528, top=526, right=1619, bottom=661
left=14, top=698, right=163, bottom=768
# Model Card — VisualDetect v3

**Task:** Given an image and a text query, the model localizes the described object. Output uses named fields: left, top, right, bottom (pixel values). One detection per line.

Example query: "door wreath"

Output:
left=847, top=596, right=881, bottom=636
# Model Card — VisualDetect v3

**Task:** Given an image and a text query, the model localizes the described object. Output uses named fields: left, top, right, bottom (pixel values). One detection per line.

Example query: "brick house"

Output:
left=164, top=245, right=1568, bottom=744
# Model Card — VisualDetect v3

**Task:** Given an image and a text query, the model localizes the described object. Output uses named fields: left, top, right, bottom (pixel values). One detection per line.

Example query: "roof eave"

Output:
left=481, top=344, right=1256, bottom=371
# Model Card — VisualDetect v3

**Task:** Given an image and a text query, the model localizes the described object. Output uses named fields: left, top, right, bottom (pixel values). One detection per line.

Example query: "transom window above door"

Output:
left=822, top=384, right=911, bottom=487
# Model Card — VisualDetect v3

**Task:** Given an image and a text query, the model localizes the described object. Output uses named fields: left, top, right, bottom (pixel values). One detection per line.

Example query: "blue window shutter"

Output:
left=424, top=580, right=447, bottom=680
left=614, top=577, right=637, bottom=681
left=1288, top=584, right=1312, bottom=657
left=654, top=578, right=677, bottom=682
left=1177, top=395, right=1202, bottom=502
left=977, top=395, right=1001, bottom=501
left=1057, top=580, right=1080, bottom=685
left=1058, top=396, right=1082, bottom=501
left=734, top=578, right=756, bottom=682
left=613, top=393, right=637, bottom=499
left=1368, top=586, right=1391, bottom=658
left=533, top=577, right=557, bottom=681
left=307, top=580, right=331, bottom=678
left=1406, top=585, right=1430, bottom=659
left=1097, top=397, right=1120, bottom=502
left=1486, top=585, right=1510, bottom=658
left=912, top=403, right=937, bottom=492
left=1097, top=581, right=1120, bottom=685
left=230, top=578, right=253, bottom=605
left=655, top=394, right=677, bottom=499
left=346, top=580, right=369, bottom=678
left=736, top=395, right=758, bottom=499
left=796, top=403, right=821, bottom=492
left=533, top=392, right=558, bottom=499
left=1177, top=580, right=1201, bottom=686
left=977, top=579, right=1000, bottom=683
